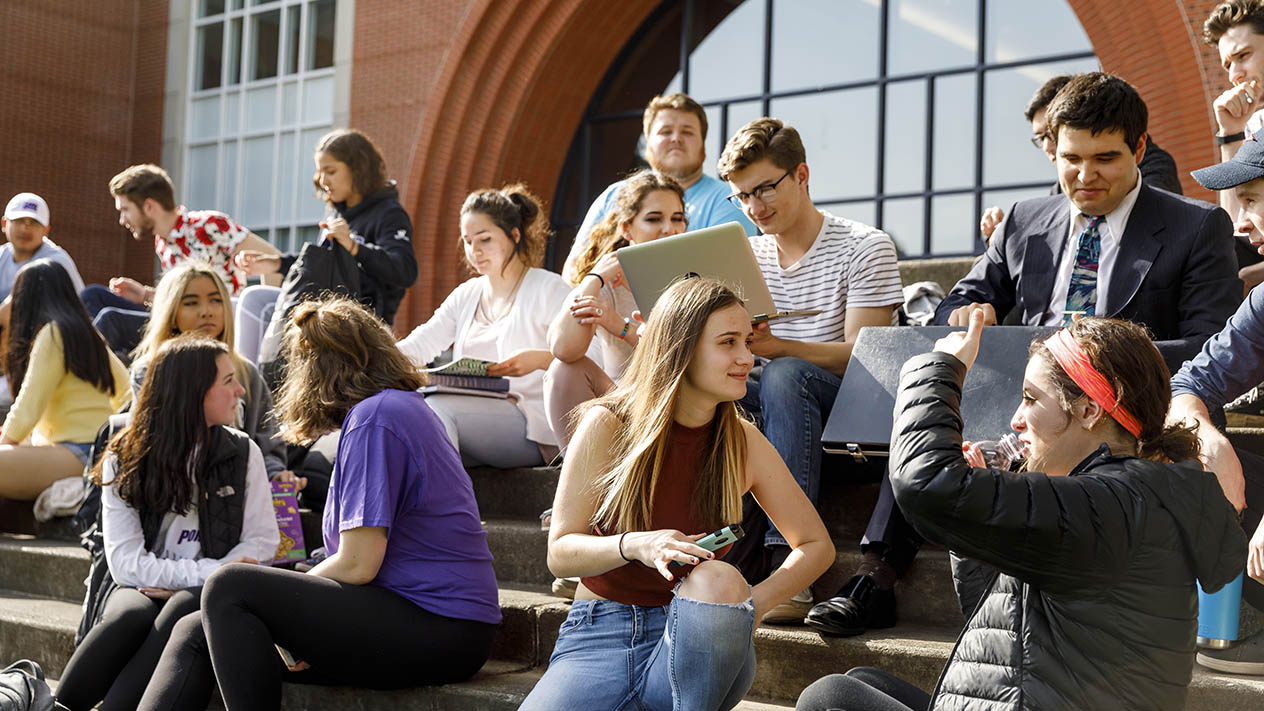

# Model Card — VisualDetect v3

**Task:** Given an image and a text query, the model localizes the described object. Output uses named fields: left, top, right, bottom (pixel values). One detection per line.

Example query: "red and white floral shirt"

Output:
left=154, top=206, right=250, bottom=294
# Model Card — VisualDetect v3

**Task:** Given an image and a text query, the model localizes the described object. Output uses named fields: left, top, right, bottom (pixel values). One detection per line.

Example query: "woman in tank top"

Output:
left=520, top=276, right=834, bottom=711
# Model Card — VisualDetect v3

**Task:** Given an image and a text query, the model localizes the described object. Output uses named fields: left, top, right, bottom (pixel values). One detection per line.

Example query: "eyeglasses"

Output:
left=1030, top=132, right=1051, bottom=149
left=726, top=169, right=795, bottom=207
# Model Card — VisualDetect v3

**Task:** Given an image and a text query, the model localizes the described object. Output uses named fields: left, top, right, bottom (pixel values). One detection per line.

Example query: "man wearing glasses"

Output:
left=718, top=117, right=904, bottom=625
left=979, top=74, right=1182, bottom=242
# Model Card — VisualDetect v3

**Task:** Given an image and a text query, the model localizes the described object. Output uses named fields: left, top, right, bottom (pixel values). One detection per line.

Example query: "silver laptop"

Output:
left=615, top=221, right=820, bottom=322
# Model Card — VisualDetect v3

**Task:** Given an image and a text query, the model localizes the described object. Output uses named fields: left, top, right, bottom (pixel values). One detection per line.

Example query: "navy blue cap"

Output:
left=1192, top=126, right=1264, bottom=190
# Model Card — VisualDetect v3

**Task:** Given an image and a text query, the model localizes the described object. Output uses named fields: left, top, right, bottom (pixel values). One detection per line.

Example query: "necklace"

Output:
left=478, top=265, right=528, bottom=324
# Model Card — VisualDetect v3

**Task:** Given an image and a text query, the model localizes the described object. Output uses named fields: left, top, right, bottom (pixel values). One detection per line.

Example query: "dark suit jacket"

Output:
left=934, top=183, right=1241, bottom=369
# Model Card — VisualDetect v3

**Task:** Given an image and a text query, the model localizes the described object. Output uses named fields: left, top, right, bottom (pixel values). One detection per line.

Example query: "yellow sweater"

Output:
left=3, top=323, right=130, bottom=445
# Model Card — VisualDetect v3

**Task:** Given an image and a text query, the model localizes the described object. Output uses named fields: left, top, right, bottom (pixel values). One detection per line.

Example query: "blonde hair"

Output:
left=134, top=262, right=248, bottom=388
left=567, top=170, right=685, bottom=285
left=274, top=297, right=426, bottom=444
left=586, top=277, right=748, bottom=534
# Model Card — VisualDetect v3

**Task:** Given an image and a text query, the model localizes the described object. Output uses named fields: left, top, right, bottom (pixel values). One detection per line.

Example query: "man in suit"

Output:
left=936, top=73, right=1240, bottom=368
left=806, top=72, right=1242, bottom=639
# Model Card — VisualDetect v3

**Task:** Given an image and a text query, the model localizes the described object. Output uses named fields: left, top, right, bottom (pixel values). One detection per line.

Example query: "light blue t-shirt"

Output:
left=0, top=238, right=85, bottom=301
left=564, top=173, right=758, bottom=274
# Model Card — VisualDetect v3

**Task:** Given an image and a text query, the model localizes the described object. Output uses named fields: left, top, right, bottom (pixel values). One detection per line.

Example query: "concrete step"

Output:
left=0, top=535, right=88, bottom=603
left=2, top=585, right=1262, bottom=708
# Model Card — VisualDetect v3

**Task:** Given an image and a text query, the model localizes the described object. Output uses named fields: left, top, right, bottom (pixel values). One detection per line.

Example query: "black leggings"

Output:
left=795, top=667, right=931, bottom=711
left=56, top=586, right=201, bottom=711
left=138, top=563, right=497, bottom=711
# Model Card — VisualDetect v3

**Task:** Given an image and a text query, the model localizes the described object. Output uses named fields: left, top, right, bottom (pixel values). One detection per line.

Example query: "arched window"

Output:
left=549, top=0, right=1097, bottom=264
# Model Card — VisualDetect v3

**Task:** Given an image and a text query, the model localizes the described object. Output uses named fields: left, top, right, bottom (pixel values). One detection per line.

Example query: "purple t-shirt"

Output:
left=322, top=389, right=501, bottom=624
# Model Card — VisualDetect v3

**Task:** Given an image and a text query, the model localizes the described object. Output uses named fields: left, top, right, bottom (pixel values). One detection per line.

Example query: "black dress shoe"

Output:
left=805, top=574, right=897, bottom=637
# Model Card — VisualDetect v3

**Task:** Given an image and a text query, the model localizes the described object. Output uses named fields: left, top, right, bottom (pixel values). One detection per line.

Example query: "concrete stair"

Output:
left=3, top=454, right=1264, bottom=708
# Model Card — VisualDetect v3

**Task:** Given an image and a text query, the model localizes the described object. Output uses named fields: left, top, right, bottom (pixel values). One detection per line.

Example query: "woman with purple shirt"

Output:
left=137, top=298, right=500, bottom=710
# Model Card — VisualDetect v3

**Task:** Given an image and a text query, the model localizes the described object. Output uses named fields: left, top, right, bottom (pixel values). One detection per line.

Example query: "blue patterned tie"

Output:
left=1063, top=215, right=1103, bottom=325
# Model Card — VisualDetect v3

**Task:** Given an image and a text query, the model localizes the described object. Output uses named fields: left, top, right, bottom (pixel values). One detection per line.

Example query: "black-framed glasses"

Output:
left=1030, top=132, right=1051, bottom=149
left=726, top=169, right=795, bottom=207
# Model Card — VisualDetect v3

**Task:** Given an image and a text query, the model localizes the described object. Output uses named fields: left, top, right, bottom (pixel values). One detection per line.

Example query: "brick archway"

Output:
left=1065, top=0, right=1219, bottom=201
left=389, top=0, right=661, bottom=329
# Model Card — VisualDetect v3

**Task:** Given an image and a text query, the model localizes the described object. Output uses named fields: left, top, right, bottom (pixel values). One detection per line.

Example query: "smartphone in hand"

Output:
left=670, top=524, right=744, bottom=567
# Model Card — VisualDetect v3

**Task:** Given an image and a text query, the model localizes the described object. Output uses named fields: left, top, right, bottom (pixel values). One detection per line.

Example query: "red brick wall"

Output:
left=0, top=0, right=165, bottom=287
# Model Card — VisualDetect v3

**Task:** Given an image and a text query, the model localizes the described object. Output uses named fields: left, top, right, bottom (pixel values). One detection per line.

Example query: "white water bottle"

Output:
left=975, top=433, right=1027, bottom=470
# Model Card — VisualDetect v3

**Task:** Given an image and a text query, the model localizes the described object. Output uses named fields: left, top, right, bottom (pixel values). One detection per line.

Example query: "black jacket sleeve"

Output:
left=933, top=214, right=1017, bottom=324
left=889, top=352, right=1137, bottom=595
left=355, top=203, right=418, bottom=290
left=1157, top=206, right=1240, bottom=359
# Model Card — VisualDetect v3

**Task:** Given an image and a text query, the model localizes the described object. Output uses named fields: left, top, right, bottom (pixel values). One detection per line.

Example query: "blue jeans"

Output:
left=739, top=357, right=841, bottom=548
left=520, top=592, right=757, bottom=711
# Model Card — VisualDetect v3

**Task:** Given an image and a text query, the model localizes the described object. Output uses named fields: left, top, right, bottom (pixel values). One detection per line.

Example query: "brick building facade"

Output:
left=0, top=0, right=1248, bottom=332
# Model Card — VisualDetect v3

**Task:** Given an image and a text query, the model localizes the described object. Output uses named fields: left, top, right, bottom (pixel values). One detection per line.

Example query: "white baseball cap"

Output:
left=4, top=193, right=49, bottom=227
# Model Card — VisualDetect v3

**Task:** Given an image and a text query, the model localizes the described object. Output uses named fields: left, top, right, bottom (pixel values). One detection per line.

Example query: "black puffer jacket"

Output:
left=280, top=182, right=418, bottom=324
left=890, top=352, right=1247, bottom=711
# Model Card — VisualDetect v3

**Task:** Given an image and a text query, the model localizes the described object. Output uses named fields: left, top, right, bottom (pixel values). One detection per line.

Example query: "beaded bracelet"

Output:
left=617, top=318, right=632, bottom=340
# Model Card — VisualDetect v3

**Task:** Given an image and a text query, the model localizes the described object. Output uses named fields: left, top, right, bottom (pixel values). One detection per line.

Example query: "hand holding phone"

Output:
left=669, top=524, right=744, bottom=567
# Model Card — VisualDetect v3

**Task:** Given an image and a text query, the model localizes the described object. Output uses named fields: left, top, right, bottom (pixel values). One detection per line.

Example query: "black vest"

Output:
left=138, top=426, right=252, bottom=560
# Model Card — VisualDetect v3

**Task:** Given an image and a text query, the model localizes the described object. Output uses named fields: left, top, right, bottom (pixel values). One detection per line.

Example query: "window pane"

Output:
left=987, top=0, right=1092, bottom=64
left=702, top=105, right=722, bottom=178
left=241, top=135, right=276, bottom=225
left=196, top=23, right=224, bottom=90
left=888, top=0, right=978, bottom=76
left=297, top=224, right=321, bottom=248
left=300, top=128, right=330, bottom=222
left=933, top=73, right=976, bottom=190
left=245, top=85, right=277, bottom=132
left=219, top=141, right=239, bottom=216
left=308, top=0, right=336, bottom=70
left=687, top=0, right=763, bottom=103
left=982, top=58, right=1099, bottom=186
left=772, top=0, right=877, bottom=91
left=251, top=10, right=281, bottom=80
left=273, top=227, right=291, bottom=253
left=282, top=81, right=299, bottom=125
left=224, top=91, right=241, bottom=133
left=190, top=96, right=220, bottom=140
left=884, top=79, right=927, bottom=195
left=303, top=75, right=334, bottom=124
left=227, top=18, right=242, bottom=86
left=930, top=194, right=975, bottom=254
left=771, top=89, right=877, bottom=201
left=277, top=132, right=297, bottom=223
left=187, top=144, right=219, bottom=209
left=285, top=5, right=301, bottom=74
left=881, top=197, right=925, bottom=257
left=199, top=0, right=225, bottom=17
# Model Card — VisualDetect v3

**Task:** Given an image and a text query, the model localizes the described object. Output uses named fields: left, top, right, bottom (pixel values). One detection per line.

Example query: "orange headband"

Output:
left=1042, top=329, right=1142, bottom=438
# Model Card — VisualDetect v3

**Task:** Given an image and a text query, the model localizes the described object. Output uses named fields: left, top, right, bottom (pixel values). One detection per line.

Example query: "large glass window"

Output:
left=187, top=0, right=337, bottom=253
left=551, top=0, right=1097, bottom=262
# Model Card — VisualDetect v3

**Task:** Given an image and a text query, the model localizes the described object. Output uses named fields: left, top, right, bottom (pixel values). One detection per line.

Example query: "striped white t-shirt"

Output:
left=750, top=211, right=903, bottom=342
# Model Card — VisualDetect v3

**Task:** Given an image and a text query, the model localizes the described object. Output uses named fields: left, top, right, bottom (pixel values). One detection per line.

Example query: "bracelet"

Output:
left=585, top=272, right=605, bottom=289
left=618, top=531, right=632, bottom=562
left=1216, top=131, right=1246, bottom=146
left=618, top=318, right=632, bottom=340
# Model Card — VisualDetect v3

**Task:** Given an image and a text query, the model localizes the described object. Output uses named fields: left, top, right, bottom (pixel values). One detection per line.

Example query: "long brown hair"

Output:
left=94, top=335, right=227, bottom=515
left=312, top=129, right=389, bottom=204
left=1028, top=317, right=1199, bottom=463
left=586, top=277, right=748, bottom=534
left=274, top=297, right=425, bottom=444
left=566, top=170, right=684, bottom=285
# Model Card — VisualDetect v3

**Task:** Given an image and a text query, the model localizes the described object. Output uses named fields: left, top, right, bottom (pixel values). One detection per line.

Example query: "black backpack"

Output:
left=0, top=660, right=65, bottom=711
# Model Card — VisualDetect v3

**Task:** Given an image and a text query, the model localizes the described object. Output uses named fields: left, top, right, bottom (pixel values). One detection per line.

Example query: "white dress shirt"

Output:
left=1041, top=171, right=1143, bottom=326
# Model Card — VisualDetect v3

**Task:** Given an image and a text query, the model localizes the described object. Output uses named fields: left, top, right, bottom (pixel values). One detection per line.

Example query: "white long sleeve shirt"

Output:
left=101, top=434, right=280, bottom=589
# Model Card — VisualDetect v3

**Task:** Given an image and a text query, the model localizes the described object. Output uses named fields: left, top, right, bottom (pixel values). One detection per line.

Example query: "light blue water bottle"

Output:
left=1197, top=572, right=1244, bottom=649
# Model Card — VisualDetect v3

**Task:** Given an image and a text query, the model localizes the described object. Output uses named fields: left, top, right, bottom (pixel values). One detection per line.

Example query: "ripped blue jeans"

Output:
left=519, top=589, right=757, bottom=711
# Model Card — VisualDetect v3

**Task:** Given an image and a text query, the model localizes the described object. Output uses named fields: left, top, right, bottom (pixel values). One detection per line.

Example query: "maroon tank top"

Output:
left=582, top=419, right=734, bottom=607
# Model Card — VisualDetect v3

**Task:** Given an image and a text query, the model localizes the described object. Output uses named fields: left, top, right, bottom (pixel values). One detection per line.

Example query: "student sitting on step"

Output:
left=796, top=313, right=1247, bottom=711
left=0, top=260, right=130, bottom=503
left=544, top=169, right=688, bottom=453
left=520, top=277, right=834, bottom=711
left=397, top=184, right=570, bottom=468
left=56, top=335, right=279, bottom=711
left=130, top=262, right=293, bottom=487
left=138, top=298, right=501, bottom=711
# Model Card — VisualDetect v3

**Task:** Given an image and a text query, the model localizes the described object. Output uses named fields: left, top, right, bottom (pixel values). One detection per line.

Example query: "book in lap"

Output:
left=421, top=358, right=510, bottom=398
left=422, top=357, right=497, bottom=376
left=615, top=221, right=820, bottom=323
